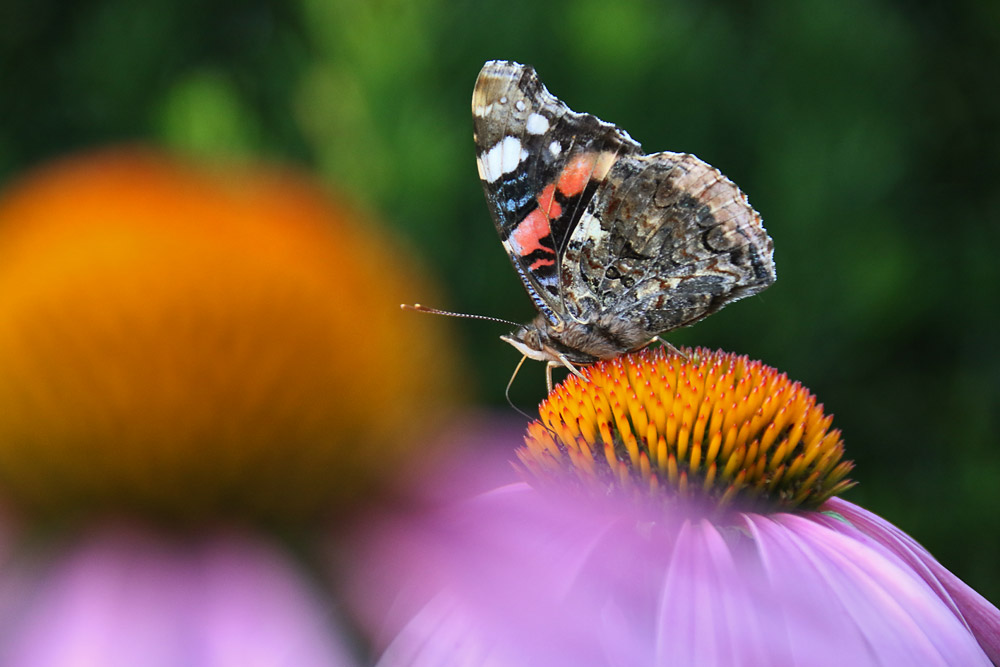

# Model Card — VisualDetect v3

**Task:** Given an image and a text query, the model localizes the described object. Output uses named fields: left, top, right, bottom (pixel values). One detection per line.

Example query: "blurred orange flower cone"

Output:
left=0, top=149, right=460, bottom=524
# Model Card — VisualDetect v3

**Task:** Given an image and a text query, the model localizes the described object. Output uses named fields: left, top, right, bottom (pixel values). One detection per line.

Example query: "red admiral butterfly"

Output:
left=407, top=61, right=775, bottom=391
left=471, top=60, right=775, bottom=384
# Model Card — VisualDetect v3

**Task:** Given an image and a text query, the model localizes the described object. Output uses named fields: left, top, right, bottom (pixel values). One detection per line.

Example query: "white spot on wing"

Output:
left=484, top=142, right=504, bottom=182
left=480, top=136, right=526, bottom=183
left=526, top=113, right=549, bottom=135
left=515, top=99, right=526, bottom=112
left=500, top=136, right=523, bottom=174
left=549, top=141, right=561, bottom=156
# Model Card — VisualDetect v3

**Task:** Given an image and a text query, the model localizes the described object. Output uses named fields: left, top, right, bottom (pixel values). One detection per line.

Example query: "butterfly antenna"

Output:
left=401, top=303, right=519, bottom=327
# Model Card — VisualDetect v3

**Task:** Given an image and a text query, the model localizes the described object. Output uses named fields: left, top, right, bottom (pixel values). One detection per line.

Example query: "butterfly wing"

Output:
left=560, top=151, right=775, bottom=339
left=472, top=60, right=642, bottom=328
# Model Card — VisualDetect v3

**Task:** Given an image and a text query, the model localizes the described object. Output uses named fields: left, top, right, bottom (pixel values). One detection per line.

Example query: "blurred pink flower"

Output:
left=0, top=149, right=464, bottom=667
left=0, top=524, right=357, bottom=667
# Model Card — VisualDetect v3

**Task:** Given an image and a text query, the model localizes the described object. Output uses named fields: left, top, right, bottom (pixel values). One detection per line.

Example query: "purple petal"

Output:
left=347, top=483, right=625, bottom=665
left=820, top=497, right=1000, bottom=663
left=1, top=524, right=357, bottom=667
left=747, top=512, right=991, bottom=665
left=654, top=519, right=773, bottom=665
left=346, top=479, right=995, bottom=666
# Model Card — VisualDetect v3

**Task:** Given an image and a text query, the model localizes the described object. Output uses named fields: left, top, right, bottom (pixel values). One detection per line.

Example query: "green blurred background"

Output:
left=2, top=0, right=998, bottom=603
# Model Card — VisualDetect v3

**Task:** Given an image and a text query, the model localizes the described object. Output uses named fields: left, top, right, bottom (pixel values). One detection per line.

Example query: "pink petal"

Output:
left=1, top=524, right=356, bottom=667
left=346, top=479, right=996, bottom=666
left=821, top=497, right=1000, bottom=663
left=654, top=519, right=775, bottom=665
left=747, top=512, right=992, bottom=665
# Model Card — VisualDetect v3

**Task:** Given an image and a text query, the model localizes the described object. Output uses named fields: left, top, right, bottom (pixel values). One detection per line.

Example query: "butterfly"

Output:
left=471, top=60, right=775, bottom=388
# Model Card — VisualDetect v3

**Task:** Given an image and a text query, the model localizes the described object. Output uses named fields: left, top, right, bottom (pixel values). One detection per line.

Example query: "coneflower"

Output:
left=349, top=348, right=1000, bottom=666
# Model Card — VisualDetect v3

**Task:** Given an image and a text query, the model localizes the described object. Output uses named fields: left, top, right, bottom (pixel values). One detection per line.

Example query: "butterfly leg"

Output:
left=655, top=337, right=688, bottom=361
left=545, top=354, right=587, bottom=392
left=545, top=362, right=557, bottom=393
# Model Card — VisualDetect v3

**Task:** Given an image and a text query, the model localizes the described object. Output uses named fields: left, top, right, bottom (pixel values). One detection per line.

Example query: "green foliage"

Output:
left=1, top=0, right=999, bottom=604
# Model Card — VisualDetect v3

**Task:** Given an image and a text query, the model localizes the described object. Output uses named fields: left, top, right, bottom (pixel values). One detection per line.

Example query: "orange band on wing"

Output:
left=509, top=208, right=552, bottom=257
left=556, top=153, right=598, bottom=197
left=528, top=257, right=555, bottom=270
left=510, top=153, right=608, bottom=262
left=536, top=184, right=563, bottom=219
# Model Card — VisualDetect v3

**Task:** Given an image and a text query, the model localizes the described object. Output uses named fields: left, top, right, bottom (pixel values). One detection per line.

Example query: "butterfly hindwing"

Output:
left=560, top=151, right=774, bottom=337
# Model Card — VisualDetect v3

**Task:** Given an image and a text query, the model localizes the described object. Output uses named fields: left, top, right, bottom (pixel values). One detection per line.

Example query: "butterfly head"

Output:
left=500, top=319, right=554, bottom=364
left=501, top=313, right=644, bottom=366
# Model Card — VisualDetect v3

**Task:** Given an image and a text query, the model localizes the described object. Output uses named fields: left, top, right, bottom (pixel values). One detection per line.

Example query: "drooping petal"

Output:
left=820, top=497, right=1000, bottom=663
left=745, top=512, right=992, bottom=666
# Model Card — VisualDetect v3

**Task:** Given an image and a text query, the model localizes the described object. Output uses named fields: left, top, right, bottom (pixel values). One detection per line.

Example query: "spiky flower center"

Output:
left=518, top=347, right=854, bottom=512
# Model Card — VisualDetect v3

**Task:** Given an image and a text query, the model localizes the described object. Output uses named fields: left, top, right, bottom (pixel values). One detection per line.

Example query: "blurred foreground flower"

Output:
left=0, top=149, right=459, bottom=522
left=0, top=524, right=356, bottom=666
left=346, top=348, right=1000, bottom=666
left=0, top=149, right=462, bottom=665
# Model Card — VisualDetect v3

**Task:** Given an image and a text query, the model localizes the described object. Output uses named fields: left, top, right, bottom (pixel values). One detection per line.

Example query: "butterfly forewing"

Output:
left=472, top=60, right=642, bottom=326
